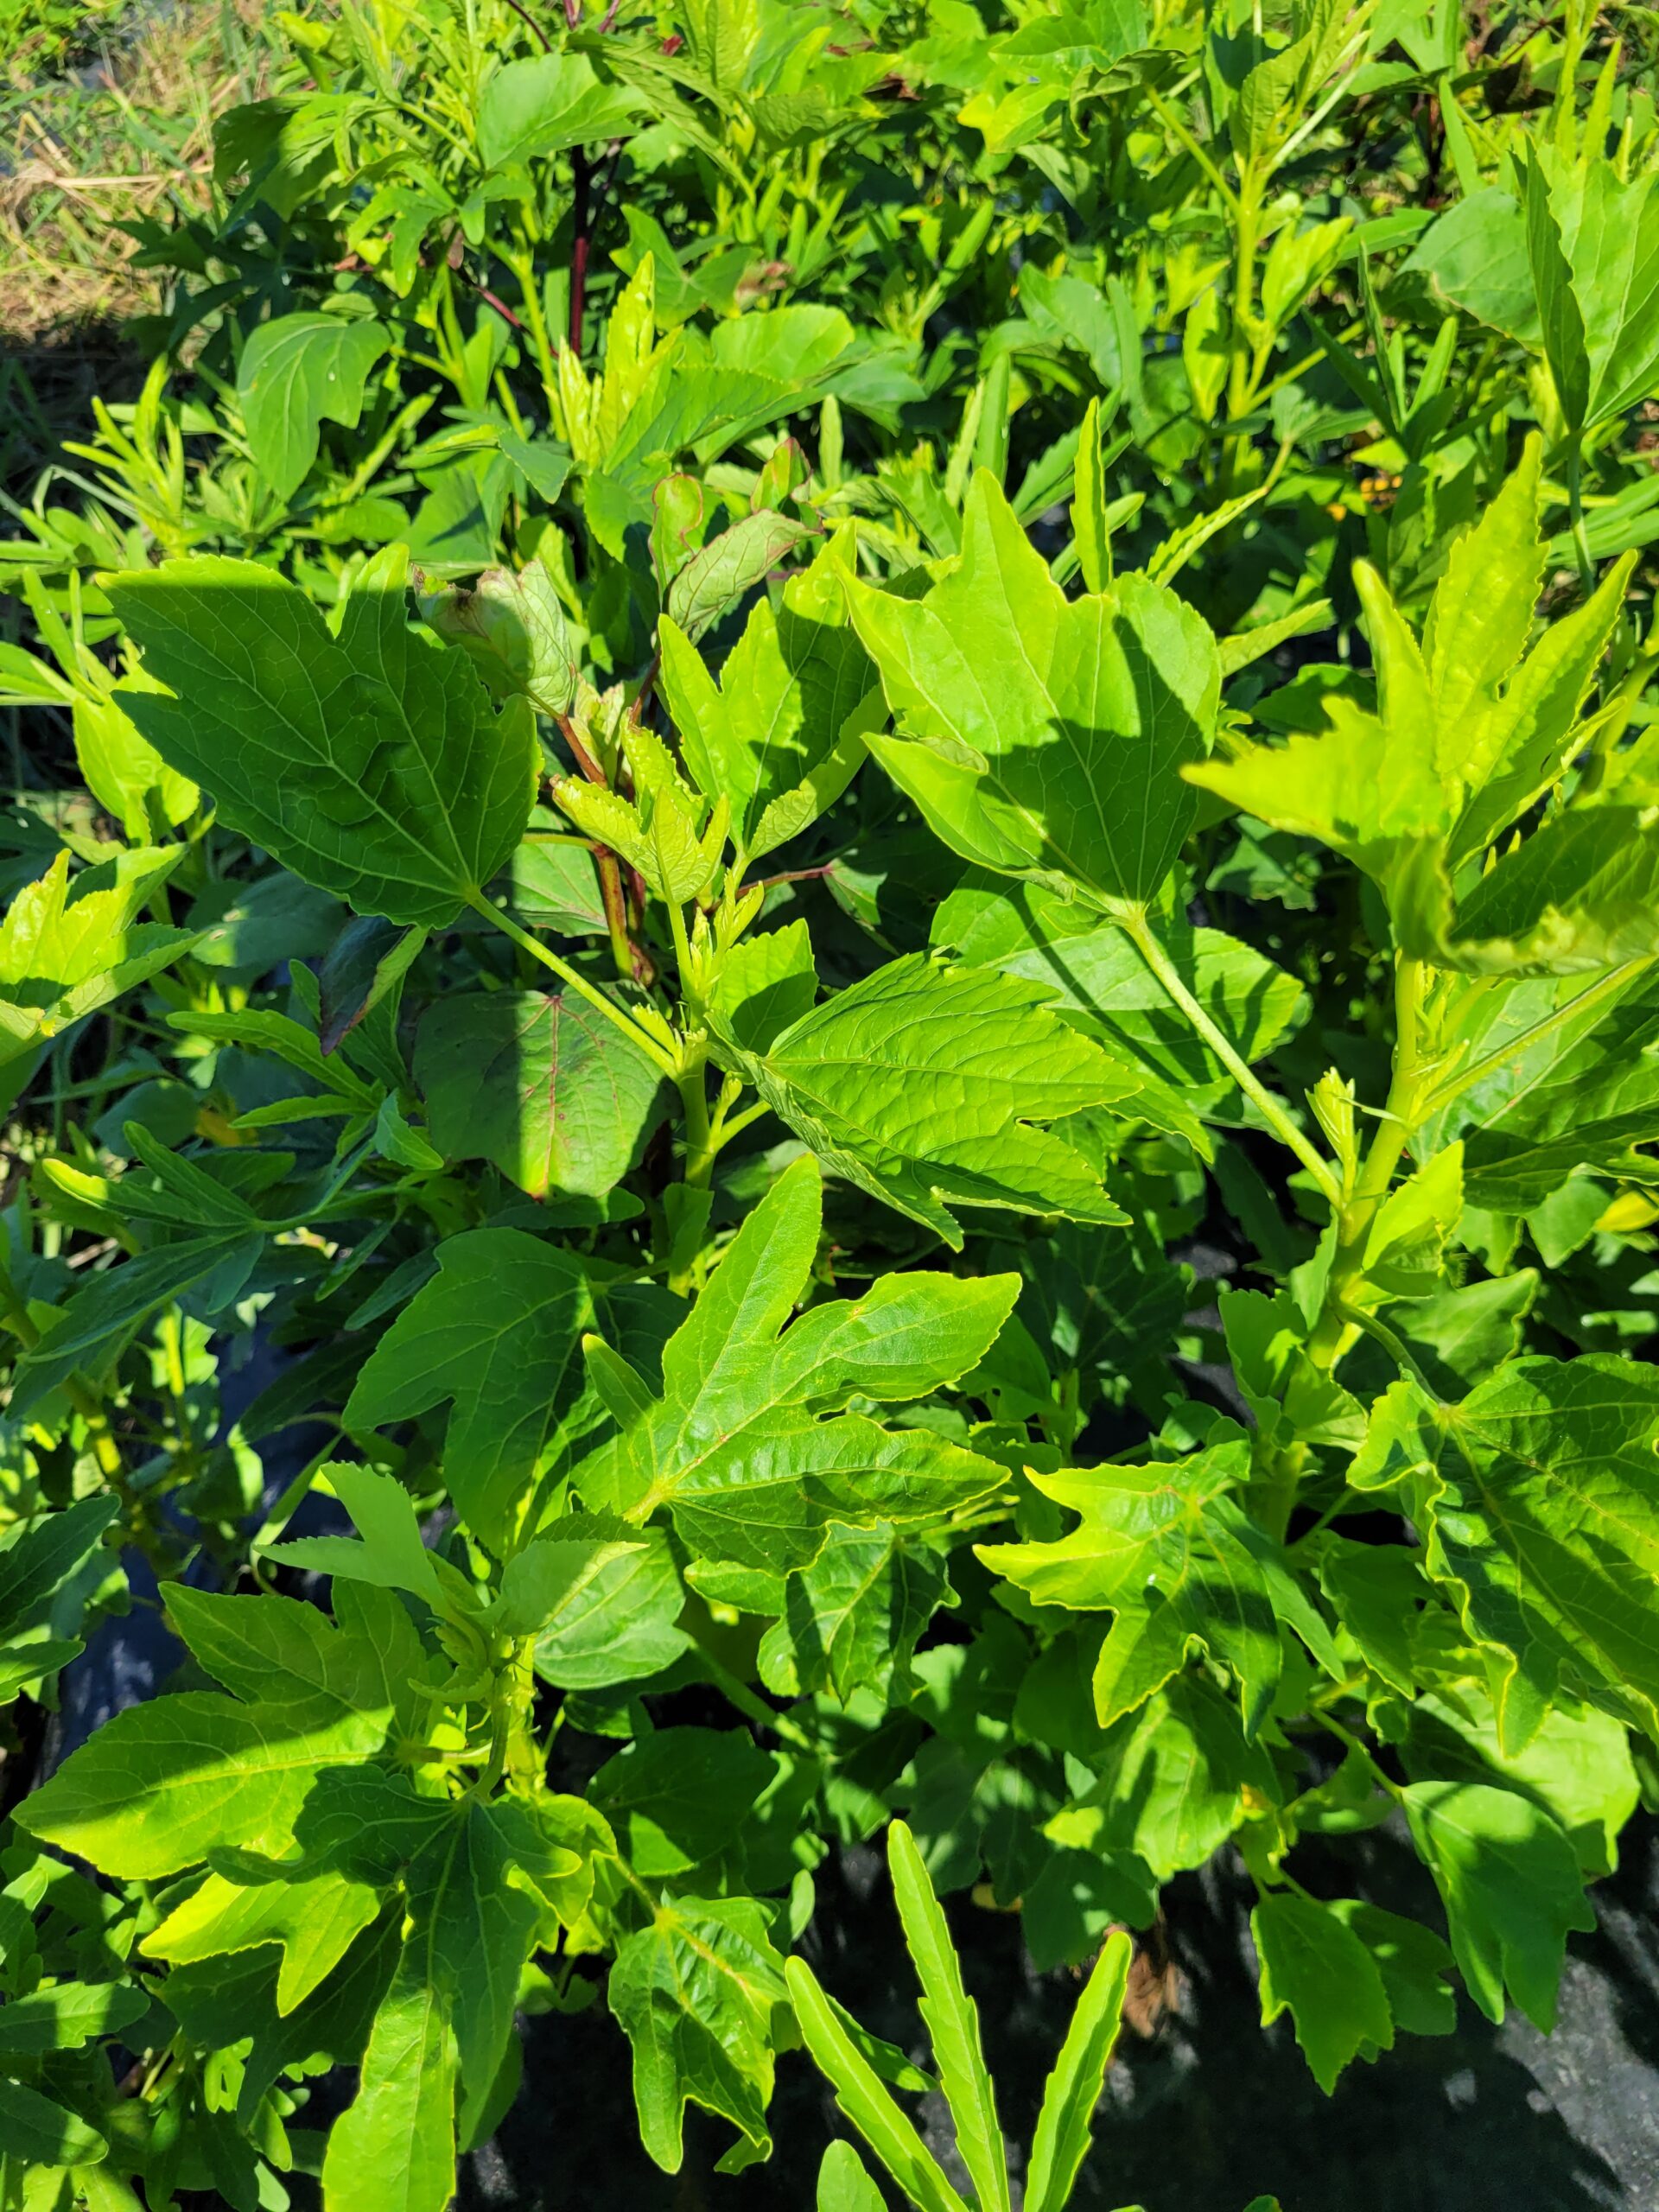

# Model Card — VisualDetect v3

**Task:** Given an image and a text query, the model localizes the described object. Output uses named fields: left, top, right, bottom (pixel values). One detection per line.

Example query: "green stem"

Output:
left=467, top=890, right=677, bottom=1077
left=1422, top=958, right=1650, bottom=1114
left=0, top=1261, right=125, bottom=1484
left=677, top=1061, right=715, bottom=1191
left=686, top=1627, right=814, bottom=1751
left=1121, top=909, right=1342, bottom=1207
left=1567, top=435, right=1595, bottom=594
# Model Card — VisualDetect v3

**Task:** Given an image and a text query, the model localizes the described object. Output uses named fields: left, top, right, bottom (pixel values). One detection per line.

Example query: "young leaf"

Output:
left=1026, top=1929, right=1132, bottom=2212
left=785, top=1955, right=970, bottom=2212
left=575, top=1156, right=1014, bottom=1567
left=887, top=1818, right=1011, bottom=2212
left=105, top=548, right=538, bottom=926
left=0, top=846, right=197, bottom=1070
left=264, top=1463, right=444, bottom=1607
left=847, top=470, right=1220, bottom=913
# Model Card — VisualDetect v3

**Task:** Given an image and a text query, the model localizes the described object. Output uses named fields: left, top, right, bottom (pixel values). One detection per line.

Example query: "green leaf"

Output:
left=0, top=1494, right=118, bottom=1640
left=981, top=1440, right=1325, bottom=1732
left=0, top=845, right=197, bottom=1071
left=105, top=548, right=538, bottom=926
left=591, top=1726, right=771, bottom=1875
left=759, top=1523, right=949, bottom=1704
left=608, top=1894, right=787, bottom=2173
left=664, top=509, right=816, bottom=642
left=238, top=312, right=389, bottom=504
left=1025, top=1928, right=1132, bottom=2212
left=145, top=1866, right=382, bottom=2013
left=1351, top=1357, right=1659, bottom=1749
left=1251, top=1891, right=1393, bottom=2093
left=343, top=1228, right=595, bottom=1547
left=16, top=1689, right=385, bottom=1877
left=265, top=1462, right=445, bottom=1606
left=10, top=1231, right=264, bottom=1419
left=888, top=1818, right=1011, bottom=2212
left=818, top=2142, right=887, bottom=2212
left=415, top=991, right=666, bottom=1198
left=709, top=954, right=1136, bottom=1248
left=0, top=2075, right=107, bottom=2166
left=785, top=1955, right=969, bottom=2212
left=574, top=1156, right=1013, bottom=1567
left=321, top=1956, right=457, bottom=2212
left=1050, top=1676, right=1275, bottom=1880
left=526, top=1519, right=690, bottom=1686
left=0, top=1979, right=145, bottom=2056
left=848, top=470, right=1220, bottom=912
left=478, top=51, right=643, bottom=168
left=1402, top=1780, right=1594, bottom=2029
left=1448, top=808, right=1659, bottom=976
left=1392, top=188, right=1539, bottom=343
left=660, top=535, right=880, bottom=858
left=1406, top=1677, right=1638, bottom=1880
left=1328, top=1901, right=1458, bottom=2038
left=935, top=878, right=1306, bottom=1112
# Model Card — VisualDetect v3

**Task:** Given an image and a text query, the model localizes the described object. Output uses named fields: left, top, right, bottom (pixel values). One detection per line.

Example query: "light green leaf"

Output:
left=105, top=549, right=538, bottom=927
left=238, top=312, right=389, bottom=504
left=848, top=471, right=1220, bottom=912
left=661, top=534, right=880, bottom=858
left=574, top=1156, right=1014, bottom=1568
left=818, top=2141, right=887, bottom=2212
left=145, top=1866, right=382, bottom=2013
left=321, top=1957, right=457, bottom=2212
left=478, top=51, right=644, bottom=168
left=759, top=1523, right=949, bottom=1704
left=709, top=953, right=1136, bottom=1247
left=527, top=1518, right=689, bottom=1687
left=889, top=1818, right=1011, bottom=2212
left=415, top=991, right=666, bottom=1200
left=16, top=1691, right=384, bottom=1878
left=785, top=1955, right=969, bottom=2212
left=1025, top=1928, right=1132, bottom=2212
left=980, top=1440, right=1319, bottom=1732
left=1252, top=1891, right=1393, bottom=2093
left=1402, top=1779, right=1594, bottom=2028
left=609, top=1894, right=787, bottom=2174
left=265, top=1463, right=444, bottom=1607
left=1448, top=808, right=1659, bottom=976
left=0, top=845, right=197, bottom=1071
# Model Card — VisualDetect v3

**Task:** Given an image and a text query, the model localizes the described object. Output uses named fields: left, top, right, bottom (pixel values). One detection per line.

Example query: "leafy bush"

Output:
left=4, top=0, right=1659, bottom=2204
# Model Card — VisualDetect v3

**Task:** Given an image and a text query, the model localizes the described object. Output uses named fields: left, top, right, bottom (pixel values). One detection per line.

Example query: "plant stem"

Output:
left=1121, top=909, right=1342, bottom=1207
left=1567, top=435, right=1595, bottom=594
left=467, top=890, right=677, bottom=1077
left=677, top=1062, right=715, bottom=1189
left=0, top=1262, right=125, bottom=1484
left=1423, top=957, right=1649, bottom=1113
left=685, top=1625, right=814, bottom=1751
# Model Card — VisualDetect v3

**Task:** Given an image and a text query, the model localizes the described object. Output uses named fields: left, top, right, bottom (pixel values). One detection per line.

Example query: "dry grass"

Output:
left=1, top=0, right=271, bottom=350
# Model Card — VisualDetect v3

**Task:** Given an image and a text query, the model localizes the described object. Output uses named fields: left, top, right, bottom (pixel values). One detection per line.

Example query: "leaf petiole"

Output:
left=466, top=889, right=679, bottom=1078
left=1119, top=909, right=1344, bottom=1206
